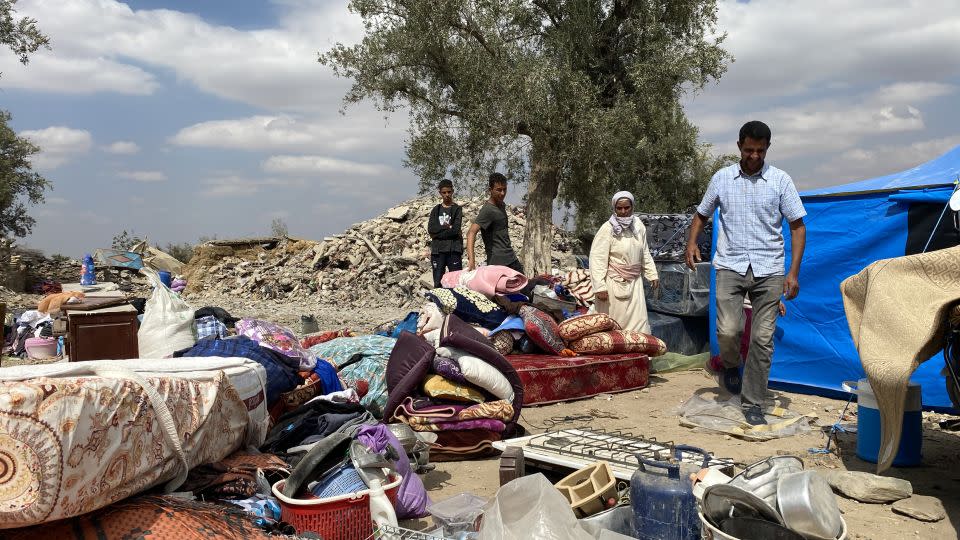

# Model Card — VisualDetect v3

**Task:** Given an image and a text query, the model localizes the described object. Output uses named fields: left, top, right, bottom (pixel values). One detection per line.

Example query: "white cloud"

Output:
left=118, top=170, right=167, bottom=182
left=169, top=111, right=407, bottom=154
left=171, top=116, right=321, bottom=151
left=199, top=175, right=306, bottom=197
left=703, top=0, right=960, bottom=100
left=262, top=155, right=387, bottom=176
left=19, top=126, right=93, bottom=169
left=812, top=135, right=960, bottom=184
left=103, top=141, right=140, bottom=154
left=4, top=0, right=364, bottom=109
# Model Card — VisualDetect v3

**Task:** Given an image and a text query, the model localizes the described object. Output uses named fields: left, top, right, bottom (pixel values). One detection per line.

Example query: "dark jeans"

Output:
left=504, top=259, right=524, bottom=275
left=432, top=251, right=463, bottom=288
left=715, top=268, right=784, bottom=409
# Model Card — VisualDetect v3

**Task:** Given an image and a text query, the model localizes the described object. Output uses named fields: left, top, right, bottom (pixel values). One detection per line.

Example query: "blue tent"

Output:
left=709, top=146, right=960, bottom=409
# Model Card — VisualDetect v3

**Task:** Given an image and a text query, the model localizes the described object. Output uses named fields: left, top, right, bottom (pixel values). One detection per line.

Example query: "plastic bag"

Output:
left=651, top=352, right=709, bottom=374
left=677, top=393, right=813, bottom=441
left=138, top=267, right=196, bottom=358
left=479, top=474, right=632, bottom=540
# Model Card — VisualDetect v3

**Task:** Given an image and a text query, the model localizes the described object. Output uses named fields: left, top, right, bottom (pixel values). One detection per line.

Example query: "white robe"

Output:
left=589, top=218, right=659, bottom=334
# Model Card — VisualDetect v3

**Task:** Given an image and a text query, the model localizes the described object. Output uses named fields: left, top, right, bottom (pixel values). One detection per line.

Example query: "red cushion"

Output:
left=519, top=306, right=564, bottom=355
left=557, top=313, right=620, bottom=341
left=569, top=330, right=666, bottom=356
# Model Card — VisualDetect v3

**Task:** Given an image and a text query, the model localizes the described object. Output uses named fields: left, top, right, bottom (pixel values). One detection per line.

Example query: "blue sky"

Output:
left=3, top=0, right=960, bottom=257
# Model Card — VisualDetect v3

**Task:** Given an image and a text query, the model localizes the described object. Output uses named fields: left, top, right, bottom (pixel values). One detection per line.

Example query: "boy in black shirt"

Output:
left=467, top=173, right=523, bottom=274
left=428, top=179, right=464, bottom=287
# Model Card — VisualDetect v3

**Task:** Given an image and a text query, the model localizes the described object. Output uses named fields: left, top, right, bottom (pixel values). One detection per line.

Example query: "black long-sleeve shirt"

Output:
left=428, top=203, right=464, bottom=254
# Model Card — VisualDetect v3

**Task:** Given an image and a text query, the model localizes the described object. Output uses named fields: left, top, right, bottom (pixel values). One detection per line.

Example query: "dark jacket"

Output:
left=428, top=203, right=463, bottom=254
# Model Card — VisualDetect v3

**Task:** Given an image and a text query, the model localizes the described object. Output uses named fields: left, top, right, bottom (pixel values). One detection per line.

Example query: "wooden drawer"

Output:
left=67, top=310, right=139, bottom=361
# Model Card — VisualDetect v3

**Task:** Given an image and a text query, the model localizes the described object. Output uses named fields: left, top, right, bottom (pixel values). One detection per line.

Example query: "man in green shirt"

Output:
left=466, top=173, right=524, bottom=274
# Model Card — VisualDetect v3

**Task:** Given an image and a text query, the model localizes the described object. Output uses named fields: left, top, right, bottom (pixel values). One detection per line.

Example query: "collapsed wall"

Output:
left=182, top=195, right=579, bottom=308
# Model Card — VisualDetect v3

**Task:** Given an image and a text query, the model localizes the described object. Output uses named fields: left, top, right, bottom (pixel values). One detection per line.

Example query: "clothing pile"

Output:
left=385, top=314, right=525, bottom=461
left=308, top=334, right=396, bottom=417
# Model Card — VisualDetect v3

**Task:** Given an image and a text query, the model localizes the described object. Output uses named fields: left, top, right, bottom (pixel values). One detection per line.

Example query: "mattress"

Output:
left=507, top=353, right=649, bottom=406
left=0, top=358, right=268, bottom=528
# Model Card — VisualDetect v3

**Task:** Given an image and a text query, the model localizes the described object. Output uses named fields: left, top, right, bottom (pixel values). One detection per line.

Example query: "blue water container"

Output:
left=852, top=379, right=922, bottom=467
left=630, top=445, right=709, bottom=540
left=158, top=271, right=172, bottom=288
left=80, top=253, right=96, bottom=286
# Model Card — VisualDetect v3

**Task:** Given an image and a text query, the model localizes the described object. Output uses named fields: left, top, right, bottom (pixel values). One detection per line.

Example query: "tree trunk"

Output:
left=522, top=151, right=560, bottom=275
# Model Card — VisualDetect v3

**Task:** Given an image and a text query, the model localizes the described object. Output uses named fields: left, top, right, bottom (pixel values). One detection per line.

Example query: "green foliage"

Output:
left=0, top=110, right=50, bottom=237
left=270, top=217, right=289, bottom=238
left=111, top=230, right=144, bottom=251
left=0, top=0, right=49, bottom=65
left=0, top=0, right=51, bottom=239
left=321, top=0, right=732, bottom=245
left=164, top=242, right=195, bottom=264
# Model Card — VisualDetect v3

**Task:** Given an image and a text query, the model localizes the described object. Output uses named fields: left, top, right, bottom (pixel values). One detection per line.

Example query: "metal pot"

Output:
left=720, top=517, right=806, bottom=540
left=728, top=456, right=803, bottom=507
left=776, top=471, right=843, bottom=540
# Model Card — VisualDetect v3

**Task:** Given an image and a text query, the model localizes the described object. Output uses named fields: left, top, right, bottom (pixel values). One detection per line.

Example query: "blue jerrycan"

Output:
left=630, top=444, right=710, bottom=540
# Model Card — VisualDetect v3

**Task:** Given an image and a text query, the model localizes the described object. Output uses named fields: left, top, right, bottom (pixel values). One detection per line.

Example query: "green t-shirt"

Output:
left=474, top=202, right=518, bottom=265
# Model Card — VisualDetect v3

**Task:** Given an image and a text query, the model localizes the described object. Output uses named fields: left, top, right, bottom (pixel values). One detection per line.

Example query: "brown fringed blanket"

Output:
left=840, top=245, right=960, bottom=472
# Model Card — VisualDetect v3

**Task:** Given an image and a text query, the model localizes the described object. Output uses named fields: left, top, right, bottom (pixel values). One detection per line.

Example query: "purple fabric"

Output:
left=421, top=418, right=506, bottom=432
left=432, top=355, right=468, bottom=384
left=384, top=332, right=435, bottom=423
left=235, top=318, right=315, bottom=369
left=439, top=314, right=524, bottom=438
left=355, top=424, right=430, bottom=519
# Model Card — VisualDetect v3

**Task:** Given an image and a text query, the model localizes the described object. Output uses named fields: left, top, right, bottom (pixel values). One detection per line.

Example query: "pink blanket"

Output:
left=441, top=266, right=528, bottom=297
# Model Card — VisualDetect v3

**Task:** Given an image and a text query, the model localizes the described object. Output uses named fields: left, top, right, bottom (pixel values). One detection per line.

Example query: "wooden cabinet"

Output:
left=66, top=307, right=139, bottom=361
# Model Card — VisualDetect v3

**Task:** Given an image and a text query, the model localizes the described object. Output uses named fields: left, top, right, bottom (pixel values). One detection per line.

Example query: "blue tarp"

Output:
left=709, top=146, right=960, bottom=409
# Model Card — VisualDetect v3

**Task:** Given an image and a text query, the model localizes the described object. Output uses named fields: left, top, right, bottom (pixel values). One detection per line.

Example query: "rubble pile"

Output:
left=183, top=195, right=580, bottom=309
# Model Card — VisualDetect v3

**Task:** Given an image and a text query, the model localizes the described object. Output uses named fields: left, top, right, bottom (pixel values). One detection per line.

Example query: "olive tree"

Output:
left=321, top=0, right=730, bottom=272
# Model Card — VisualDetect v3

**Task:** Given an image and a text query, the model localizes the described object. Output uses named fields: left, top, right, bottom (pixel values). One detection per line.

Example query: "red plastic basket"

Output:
left=272, top=475, right=402, bottom=540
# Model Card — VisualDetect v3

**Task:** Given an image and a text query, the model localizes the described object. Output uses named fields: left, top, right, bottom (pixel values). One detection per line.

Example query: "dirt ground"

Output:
left=4, top=291, right=957, bottom=539
left=409, top=370, right=960, bottom=540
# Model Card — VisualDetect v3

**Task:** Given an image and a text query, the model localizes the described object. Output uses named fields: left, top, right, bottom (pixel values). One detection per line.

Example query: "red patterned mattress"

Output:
left=507, top=353, right=650, bottom=406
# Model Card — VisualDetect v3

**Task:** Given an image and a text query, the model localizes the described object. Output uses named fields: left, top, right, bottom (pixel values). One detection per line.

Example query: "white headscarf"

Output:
left=609, top=191, right=635, bottom=235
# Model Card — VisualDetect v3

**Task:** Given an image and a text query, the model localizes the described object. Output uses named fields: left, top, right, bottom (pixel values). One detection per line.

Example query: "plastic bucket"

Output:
left=25, top=337, right=58, bottom=360
left=844, top=379, right=922, bottom=467
left=158, top=271, right=173, bottom=288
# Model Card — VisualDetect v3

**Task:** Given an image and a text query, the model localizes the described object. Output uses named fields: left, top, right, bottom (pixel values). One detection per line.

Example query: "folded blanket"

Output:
left=841, top=245, right=960, bottom=472
left=394, top=396, right=514, bottom=423
left=430, top=429, right=503, bottom=461
left=441, top=266, right=528, bottom=297
left=422, top=374, right=485, bottom=403
left=405, top=417, right=506, bottom=432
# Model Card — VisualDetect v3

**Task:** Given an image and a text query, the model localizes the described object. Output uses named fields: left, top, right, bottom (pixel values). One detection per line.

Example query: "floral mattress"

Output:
left=507, top=353, right=650, bottom=406
left=0, top=358, right=268, bottom=529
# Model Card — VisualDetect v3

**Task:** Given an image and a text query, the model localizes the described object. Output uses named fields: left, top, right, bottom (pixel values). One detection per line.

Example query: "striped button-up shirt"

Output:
left=696, top=163, right=806, bottom=277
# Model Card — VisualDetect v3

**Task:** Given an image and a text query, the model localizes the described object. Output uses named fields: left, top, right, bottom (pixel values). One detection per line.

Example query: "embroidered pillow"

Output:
left=557, top=313, right=621, bottom=342
left=489, top=331, right=515, bottom=356
left=422, top=374, right=485, bottom=403
left=569, top=330, right=666, bottom=357
left=437, top=346, right=515, bottom=402
left=518, top=305, right=565, bottom=355
left=432, top=355, right=469, bottom=385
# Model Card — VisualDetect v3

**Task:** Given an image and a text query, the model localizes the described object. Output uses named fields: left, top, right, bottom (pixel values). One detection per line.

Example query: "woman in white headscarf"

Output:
left=589, top=191, right=659, bottom=333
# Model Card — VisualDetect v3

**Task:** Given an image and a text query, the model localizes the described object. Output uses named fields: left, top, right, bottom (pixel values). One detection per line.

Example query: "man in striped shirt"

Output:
left=685, top=121, right=807, bottom=426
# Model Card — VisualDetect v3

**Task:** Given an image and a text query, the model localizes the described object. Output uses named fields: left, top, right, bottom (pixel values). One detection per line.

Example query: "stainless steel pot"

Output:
left=728, top=456, right=804, bottom=507
left=776, top=471, right=843, bottom=540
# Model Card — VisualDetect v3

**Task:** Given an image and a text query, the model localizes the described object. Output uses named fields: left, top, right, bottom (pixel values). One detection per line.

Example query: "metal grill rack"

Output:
left=366, top=525, right=446, bottom=540
left=526, top=427, right=735, bottom=470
